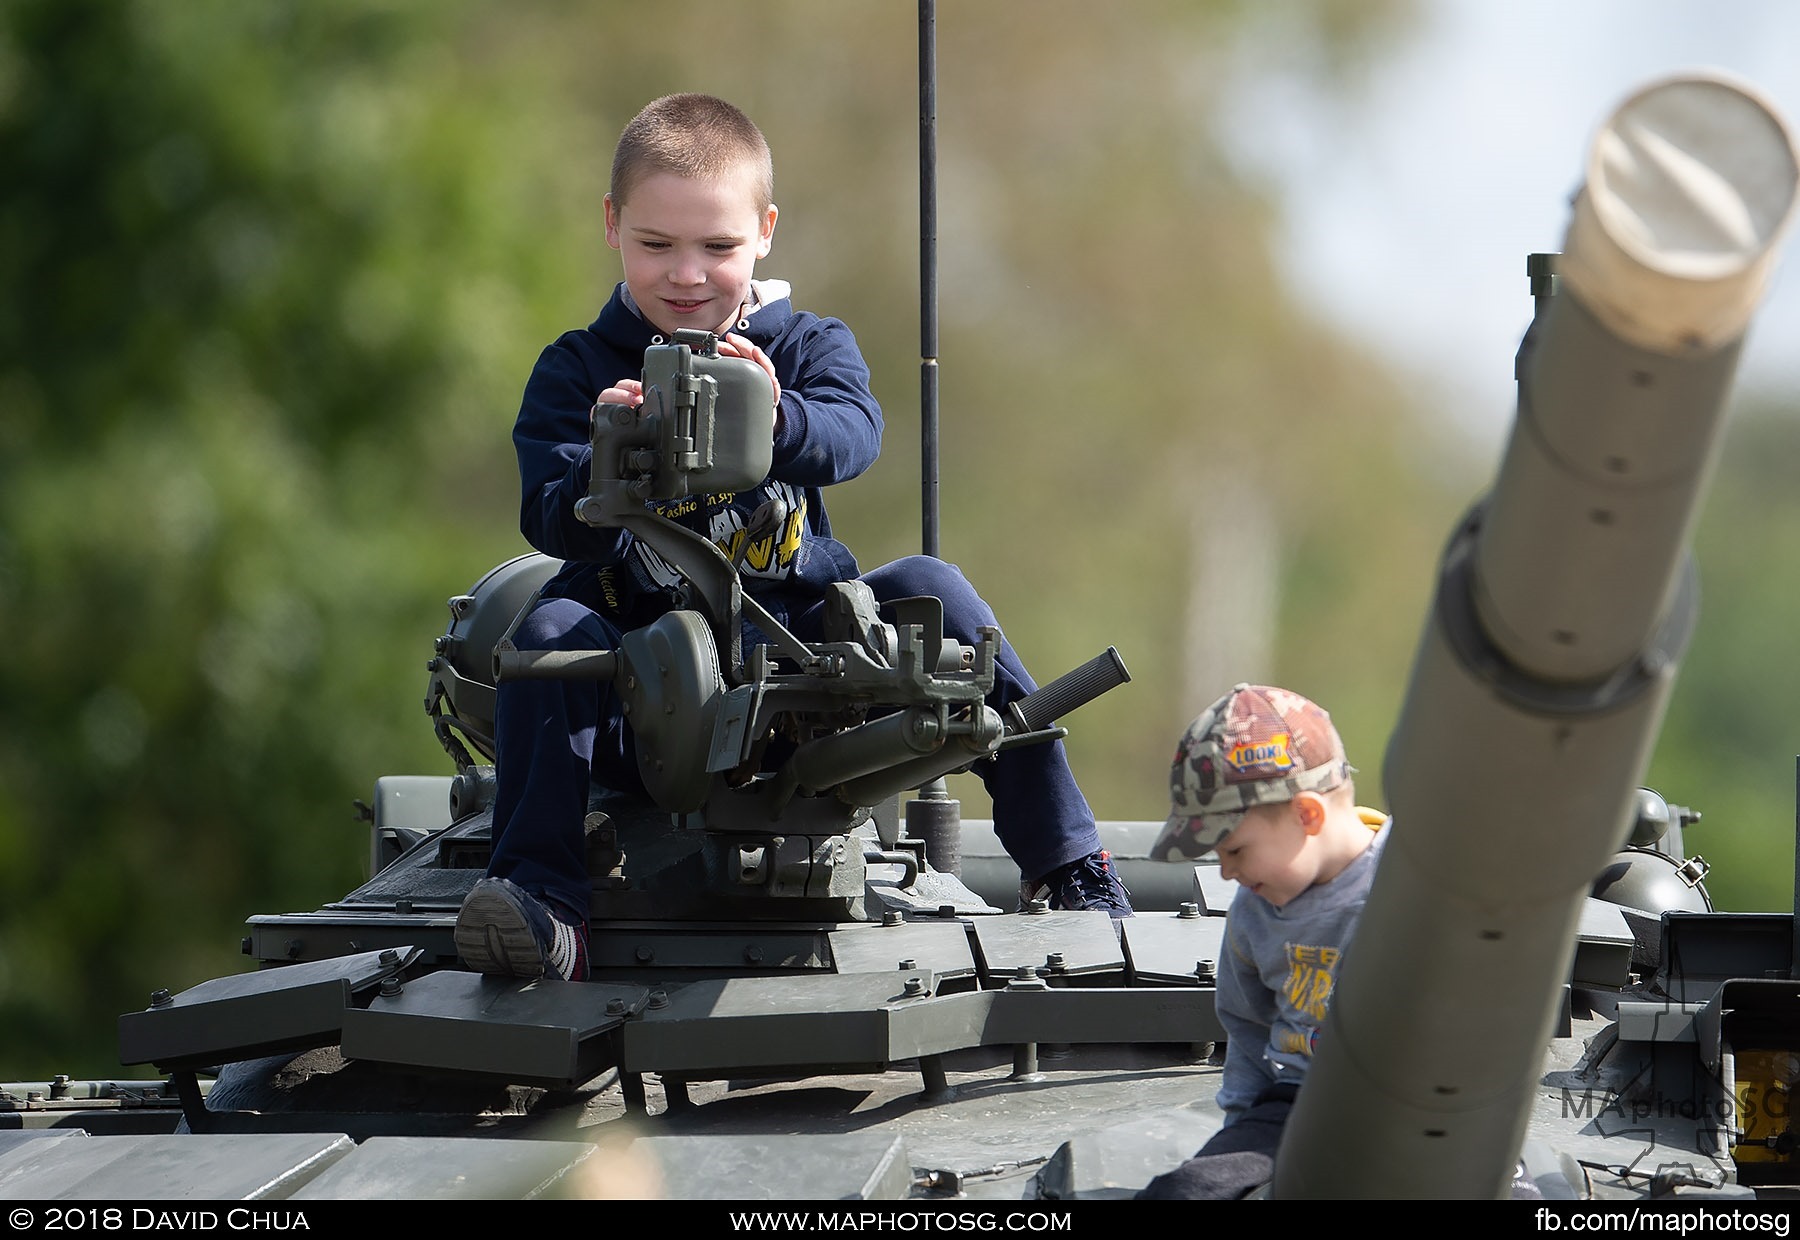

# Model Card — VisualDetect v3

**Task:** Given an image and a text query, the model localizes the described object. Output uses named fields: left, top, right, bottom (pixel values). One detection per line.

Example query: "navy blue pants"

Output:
left=487, top=555, right=1102, bottom=920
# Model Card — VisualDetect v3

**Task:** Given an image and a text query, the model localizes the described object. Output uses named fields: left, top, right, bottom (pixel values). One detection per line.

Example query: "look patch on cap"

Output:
left=1151, top=683, right=1352, bottom=861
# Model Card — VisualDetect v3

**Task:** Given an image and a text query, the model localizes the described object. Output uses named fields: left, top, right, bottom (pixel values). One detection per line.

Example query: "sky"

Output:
left=1225, top=0, right=1800, bottom=453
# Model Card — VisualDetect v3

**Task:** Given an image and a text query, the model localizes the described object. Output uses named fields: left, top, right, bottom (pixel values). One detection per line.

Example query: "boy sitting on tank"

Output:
left=453, top=92, right=1131, bottom=983
left=1138, top=683, right=1386, bottom=1200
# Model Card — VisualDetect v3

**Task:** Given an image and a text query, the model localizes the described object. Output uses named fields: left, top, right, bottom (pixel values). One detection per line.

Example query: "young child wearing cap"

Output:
left=1138, top=683, right=1387, bottom=1200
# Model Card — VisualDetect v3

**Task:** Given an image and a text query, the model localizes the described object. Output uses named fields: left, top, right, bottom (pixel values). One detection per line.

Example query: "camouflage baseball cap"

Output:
left=1152, top=683, right=1354, bottom=861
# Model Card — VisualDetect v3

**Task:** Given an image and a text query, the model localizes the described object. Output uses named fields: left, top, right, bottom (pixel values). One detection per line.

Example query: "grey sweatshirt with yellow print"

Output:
left=1213, top=815, right=1388, bottom=1122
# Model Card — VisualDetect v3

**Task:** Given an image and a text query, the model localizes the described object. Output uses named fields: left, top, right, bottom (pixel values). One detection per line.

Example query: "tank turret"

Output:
left=1273, top=73, right=1800, bottom=1199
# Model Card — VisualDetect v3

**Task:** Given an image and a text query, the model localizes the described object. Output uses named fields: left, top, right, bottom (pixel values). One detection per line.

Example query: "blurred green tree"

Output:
left=1644, top=401, right=1800, bottom=914
left=0, top=0, right=597, bottom=1076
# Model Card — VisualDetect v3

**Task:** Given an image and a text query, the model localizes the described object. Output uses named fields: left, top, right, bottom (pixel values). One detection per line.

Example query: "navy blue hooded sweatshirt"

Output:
left=514, top=279, right=884, bottom=631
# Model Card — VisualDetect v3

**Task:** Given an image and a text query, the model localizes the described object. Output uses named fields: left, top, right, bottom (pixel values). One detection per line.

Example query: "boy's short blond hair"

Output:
left=610, top=93, right=774, bottom=213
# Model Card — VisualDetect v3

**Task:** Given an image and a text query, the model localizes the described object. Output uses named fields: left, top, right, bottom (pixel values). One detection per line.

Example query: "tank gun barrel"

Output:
left=1272, top=73, right=1799, bottom=1199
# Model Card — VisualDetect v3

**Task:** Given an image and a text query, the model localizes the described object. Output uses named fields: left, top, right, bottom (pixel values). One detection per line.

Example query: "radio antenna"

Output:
left=919, top=0, right=940, bottom=557
left=906, top=0, right=960, bottom=862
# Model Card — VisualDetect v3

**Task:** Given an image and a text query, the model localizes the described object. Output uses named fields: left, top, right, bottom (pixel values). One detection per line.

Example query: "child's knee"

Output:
left=874, top=555, right=987, bottom=616
left=516, top=597, right=615, bottom=652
